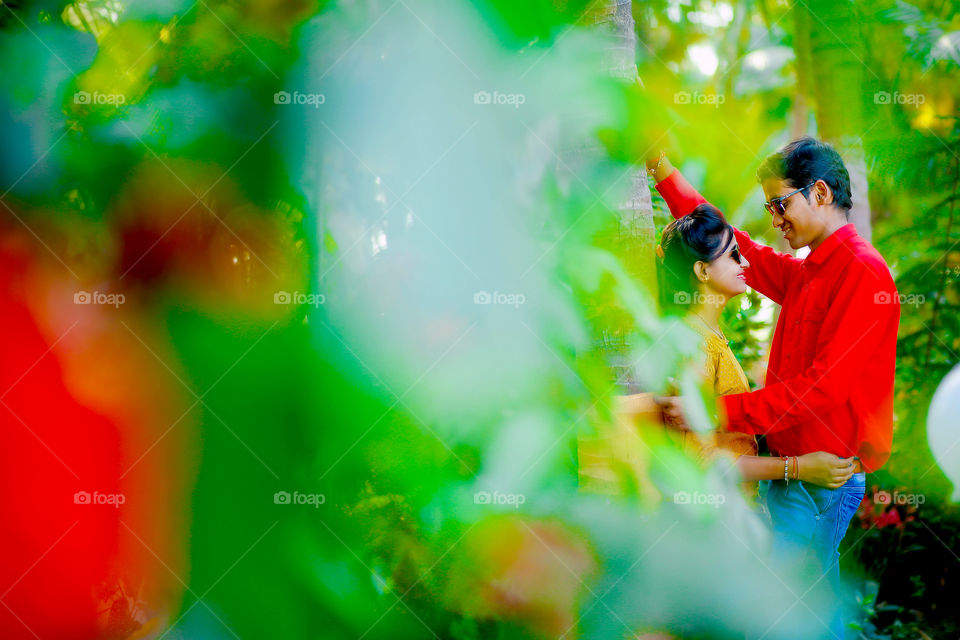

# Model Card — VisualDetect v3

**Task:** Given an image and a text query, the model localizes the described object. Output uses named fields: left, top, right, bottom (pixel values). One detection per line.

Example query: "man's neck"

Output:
left=808, top=217, right=848, bottom=252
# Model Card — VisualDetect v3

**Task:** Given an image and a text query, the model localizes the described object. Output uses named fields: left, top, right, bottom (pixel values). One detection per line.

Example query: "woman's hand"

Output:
left=797, top=452, right=857, bottom=488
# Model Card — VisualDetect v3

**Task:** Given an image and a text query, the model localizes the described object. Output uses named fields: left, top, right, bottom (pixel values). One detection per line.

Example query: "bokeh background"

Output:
left=1, top=0, right=958, bottom=638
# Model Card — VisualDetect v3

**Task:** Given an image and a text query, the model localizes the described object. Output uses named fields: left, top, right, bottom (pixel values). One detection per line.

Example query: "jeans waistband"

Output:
left=769, top=472, right=865, bottom=488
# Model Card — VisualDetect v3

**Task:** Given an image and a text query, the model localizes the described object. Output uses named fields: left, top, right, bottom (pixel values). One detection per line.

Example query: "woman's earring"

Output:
left=695, top=263, right=708, bottom=282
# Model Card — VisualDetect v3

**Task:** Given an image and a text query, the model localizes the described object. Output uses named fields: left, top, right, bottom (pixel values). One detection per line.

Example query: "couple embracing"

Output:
left=641, top=137, right=899, bottom=638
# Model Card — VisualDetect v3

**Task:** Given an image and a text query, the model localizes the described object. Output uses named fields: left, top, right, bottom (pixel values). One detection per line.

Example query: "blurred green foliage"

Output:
left=2, top=0, right=959, bottom=638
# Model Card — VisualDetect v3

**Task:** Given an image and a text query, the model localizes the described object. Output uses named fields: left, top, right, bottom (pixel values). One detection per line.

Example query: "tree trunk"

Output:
left=594, top=0, right=656, bottom=289
left=576, top=1, right=658, bottom=496
left=800, top=0, right=873, bottom=241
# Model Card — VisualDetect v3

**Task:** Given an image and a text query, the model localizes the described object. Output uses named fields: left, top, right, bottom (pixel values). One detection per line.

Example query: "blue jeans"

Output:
left=761, top=473, right=866, bottom=639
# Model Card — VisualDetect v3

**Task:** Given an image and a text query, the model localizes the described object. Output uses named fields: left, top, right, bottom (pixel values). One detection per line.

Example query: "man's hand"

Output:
left=645, top=150, right=675, bottom=183
left=654, top=395, right=690, bottom=431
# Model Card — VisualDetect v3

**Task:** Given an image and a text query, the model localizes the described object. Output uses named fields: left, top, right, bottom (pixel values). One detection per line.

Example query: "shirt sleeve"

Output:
left=720, top=266, right=898, bottom=435
left=655, top=169, right=803, bottom=305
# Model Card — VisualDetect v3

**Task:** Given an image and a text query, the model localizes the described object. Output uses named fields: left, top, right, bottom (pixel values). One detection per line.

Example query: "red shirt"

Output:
left=656, top=170, right=899, bottom=472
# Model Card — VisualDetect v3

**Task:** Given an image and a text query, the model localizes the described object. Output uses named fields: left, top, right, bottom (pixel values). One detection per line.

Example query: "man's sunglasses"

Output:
left=764, top=182, right=817, bottom=217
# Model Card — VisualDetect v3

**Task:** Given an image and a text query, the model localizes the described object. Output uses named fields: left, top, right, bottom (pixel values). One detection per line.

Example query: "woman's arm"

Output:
left=736, top=455, right=785, bottom=482
left=736, top=452, right=857, bottom=488
left=615, top=393, right=666, bottom=423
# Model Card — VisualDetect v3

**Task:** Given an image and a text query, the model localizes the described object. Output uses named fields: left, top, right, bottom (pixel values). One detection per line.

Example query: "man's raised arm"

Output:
left=648, top=153, right=801, bottom=305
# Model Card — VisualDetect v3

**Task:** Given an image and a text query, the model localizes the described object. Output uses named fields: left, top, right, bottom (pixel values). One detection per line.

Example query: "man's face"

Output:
left=762, top=178, right=826, bottom=250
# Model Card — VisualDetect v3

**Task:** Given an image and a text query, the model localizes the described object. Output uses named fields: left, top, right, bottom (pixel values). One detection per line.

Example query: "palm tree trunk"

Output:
left=595, top=0, right=656, bottom=287
left=800, top=0, right=873, bottom=241
left=576, top=1, right=658, bottom=496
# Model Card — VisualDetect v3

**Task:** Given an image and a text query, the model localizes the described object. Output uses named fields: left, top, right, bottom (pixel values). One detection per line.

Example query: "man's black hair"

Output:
left=758, top=137, right=852, bottom=212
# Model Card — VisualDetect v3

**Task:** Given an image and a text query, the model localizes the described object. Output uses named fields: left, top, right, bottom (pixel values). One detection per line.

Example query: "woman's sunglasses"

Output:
left=764, top=182, right=817, bottom=216
left=713, top=241, right=743, bottom=264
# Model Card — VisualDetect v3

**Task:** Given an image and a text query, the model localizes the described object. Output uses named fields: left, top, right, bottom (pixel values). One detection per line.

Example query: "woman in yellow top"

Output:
left=654, top=199, right=854, bottom=487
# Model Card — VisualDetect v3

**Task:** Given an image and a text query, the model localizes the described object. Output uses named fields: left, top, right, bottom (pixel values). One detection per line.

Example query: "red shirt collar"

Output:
left=804, top=223, right=858, bottom=268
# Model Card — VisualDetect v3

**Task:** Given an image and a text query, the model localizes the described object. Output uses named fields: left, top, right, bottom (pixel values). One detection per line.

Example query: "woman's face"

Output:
left=699, top=237, right=750, bottom=301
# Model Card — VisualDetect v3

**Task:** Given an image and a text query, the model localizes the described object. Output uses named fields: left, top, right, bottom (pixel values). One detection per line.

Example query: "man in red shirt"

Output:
left=649, top=138, right=899, bottom=638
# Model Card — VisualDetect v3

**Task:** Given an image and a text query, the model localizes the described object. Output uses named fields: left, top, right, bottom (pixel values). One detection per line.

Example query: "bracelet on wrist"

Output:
left=648, top=150, right=666, bottom=177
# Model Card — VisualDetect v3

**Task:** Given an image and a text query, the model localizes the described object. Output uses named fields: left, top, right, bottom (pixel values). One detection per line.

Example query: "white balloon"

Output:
left=927, top=364, right=960, bottom=502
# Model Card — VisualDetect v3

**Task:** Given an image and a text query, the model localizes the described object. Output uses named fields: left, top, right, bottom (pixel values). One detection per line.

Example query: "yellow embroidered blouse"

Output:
left=682, top=324, right=758, bottom=464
